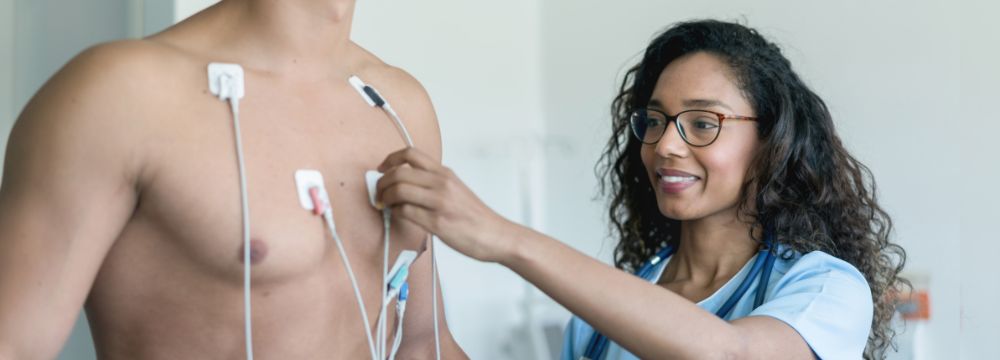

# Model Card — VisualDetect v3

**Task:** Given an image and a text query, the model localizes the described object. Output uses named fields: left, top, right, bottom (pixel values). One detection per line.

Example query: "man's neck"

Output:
left=195, top=0, right=358, bottom=77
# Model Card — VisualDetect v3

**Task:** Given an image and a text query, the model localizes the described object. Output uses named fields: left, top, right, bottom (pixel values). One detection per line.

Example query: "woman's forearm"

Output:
left=500, top=224, right=746, bottom=359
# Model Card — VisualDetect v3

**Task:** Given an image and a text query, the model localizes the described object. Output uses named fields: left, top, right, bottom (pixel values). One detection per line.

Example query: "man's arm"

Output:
left=0, top=42, right=149, bottom=359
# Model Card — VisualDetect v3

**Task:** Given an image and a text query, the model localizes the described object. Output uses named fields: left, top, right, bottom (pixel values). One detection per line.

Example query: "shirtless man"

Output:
left=0, top=0, right=468, bottom=358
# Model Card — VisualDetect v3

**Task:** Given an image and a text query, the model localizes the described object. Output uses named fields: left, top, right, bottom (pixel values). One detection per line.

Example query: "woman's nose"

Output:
left=654, top=121, right=689, bottom=157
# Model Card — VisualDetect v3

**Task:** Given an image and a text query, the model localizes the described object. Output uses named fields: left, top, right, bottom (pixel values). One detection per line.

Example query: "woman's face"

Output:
left=640, top=52, right=760, bottom=222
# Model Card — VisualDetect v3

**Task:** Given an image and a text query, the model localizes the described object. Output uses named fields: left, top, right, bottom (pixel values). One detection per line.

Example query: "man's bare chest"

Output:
left=124, top=74, right=416, bottom=284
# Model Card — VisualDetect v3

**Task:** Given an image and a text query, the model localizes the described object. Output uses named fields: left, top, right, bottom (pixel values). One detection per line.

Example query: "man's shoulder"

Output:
left=350, top=47, right=431, bottom=104
left=13, top=40, right=187, bottom=162
left=61, top=39, right=188, bottom=84
left=27, top=39, right=190, bottom=115
left=350, top=44, right=441, bottom=155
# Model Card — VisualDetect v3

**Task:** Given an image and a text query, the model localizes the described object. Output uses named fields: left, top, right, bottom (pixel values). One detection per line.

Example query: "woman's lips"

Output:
left=656, top=169, right=700, bottom=194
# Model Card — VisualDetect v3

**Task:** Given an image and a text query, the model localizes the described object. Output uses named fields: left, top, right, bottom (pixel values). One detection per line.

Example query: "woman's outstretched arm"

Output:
left=375, top=147, right=814, bottom=360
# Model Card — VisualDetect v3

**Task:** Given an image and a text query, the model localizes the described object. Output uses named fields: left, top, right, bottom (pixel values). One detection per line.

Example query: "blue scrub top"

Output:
left=560, top=249, right=874, bottom=360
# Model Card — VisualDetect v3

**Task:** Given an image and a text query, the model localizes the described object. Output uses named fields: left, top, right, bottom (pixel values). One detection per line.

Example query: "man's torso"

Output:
left=82, top=34, right=431, bottom=359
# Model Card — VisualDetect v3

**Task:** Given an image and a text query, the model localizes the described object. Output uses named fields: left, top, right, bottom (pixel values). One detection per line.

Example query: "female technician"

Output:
left=376, top=20, right=907, bottom=359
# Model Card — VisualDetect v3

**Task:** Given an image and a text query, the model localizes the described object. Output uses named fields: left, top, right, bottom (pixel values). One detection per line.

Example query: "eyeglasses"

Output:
left=629, top=108, right=758, bottom=147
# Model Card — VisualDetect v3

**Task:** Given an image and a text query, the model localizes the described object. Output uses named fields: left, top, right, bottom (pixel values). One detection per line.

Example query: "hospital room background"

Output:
left=0, top=0, right=996, bottom=359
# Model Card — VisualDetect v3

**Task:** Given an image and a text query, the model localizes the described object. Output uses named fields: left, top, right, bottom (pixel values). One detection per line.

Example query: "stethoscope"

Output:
left=581, top=235, right=777, bottom=360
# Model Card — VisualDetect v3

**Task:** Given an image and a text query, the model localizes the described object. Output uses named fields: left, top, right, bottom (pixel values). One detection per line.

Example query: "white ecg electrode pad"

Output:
left=366, top=170, right=384, bottom=209
left=295, top=169, right=328, bottom=211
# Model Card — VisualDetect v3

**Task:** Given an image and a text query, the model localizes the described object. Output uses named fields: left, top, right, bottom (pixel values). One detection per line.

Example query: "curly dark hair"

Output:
left=596, top=19, right=908, bottom=359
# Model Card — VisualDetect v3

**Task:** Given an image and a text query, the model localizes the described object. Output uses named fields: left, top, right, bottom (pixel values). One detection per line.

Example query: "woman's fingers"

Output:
left=378, top=147, right=440, bottom=172
left=376, top=165, right=440, bottom=200
left=376, top=148, right=513, bottom=263
left=391, top=203, right=438, bottom=234
left=380, top=182, right=442, bottom=211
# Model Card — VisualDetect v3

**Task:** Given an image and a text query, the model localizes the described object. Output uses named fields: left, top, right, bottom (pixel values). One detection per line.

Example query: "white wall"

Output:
left=0, top=0, right=13, bottom=181
left=959, top=0, right=1000, bottom=358
left=174, top=0, right=217, bottom=23
left=142, top=0, right=176, bottom=37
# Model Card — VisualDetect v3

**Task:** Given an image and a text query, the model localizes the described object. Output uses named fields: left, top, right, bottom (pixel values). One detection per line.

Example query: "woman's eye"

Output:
left=693, top=119, right=719, bottom=129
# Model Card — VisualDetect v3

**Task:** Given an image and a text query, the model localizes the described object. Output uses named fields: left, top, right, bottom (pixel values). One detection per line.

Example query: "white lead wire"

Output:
left=432, top=236, right=441, bottom=360
left=388, top=301, right=407, bottom=360
left=376, top=100, right=439, bottom=360
left=373, top=87, right=427, bottom=360
left=379, top=210, right=391, bottom=359
left=227, top=95, right=254, bottom=360
left=382, top=103, right=413, bottom=148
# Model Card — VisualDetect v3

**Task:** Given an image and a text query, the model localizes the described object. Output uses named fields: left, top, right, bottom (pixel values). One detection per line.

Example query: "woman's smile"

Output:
left=655, top=168, right=701, bottom=194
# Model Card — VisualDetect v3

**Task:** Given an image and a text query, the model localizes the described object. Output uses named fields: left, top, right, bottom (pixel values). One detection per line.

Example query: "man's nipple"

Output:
left=238, top=239, right=269, bottom=265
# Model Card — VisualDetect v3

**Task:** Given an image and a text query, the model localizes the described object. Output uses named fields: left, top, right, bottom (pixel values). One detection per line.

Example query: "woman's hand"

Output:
left=376, top=147, right=520, bottom=263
